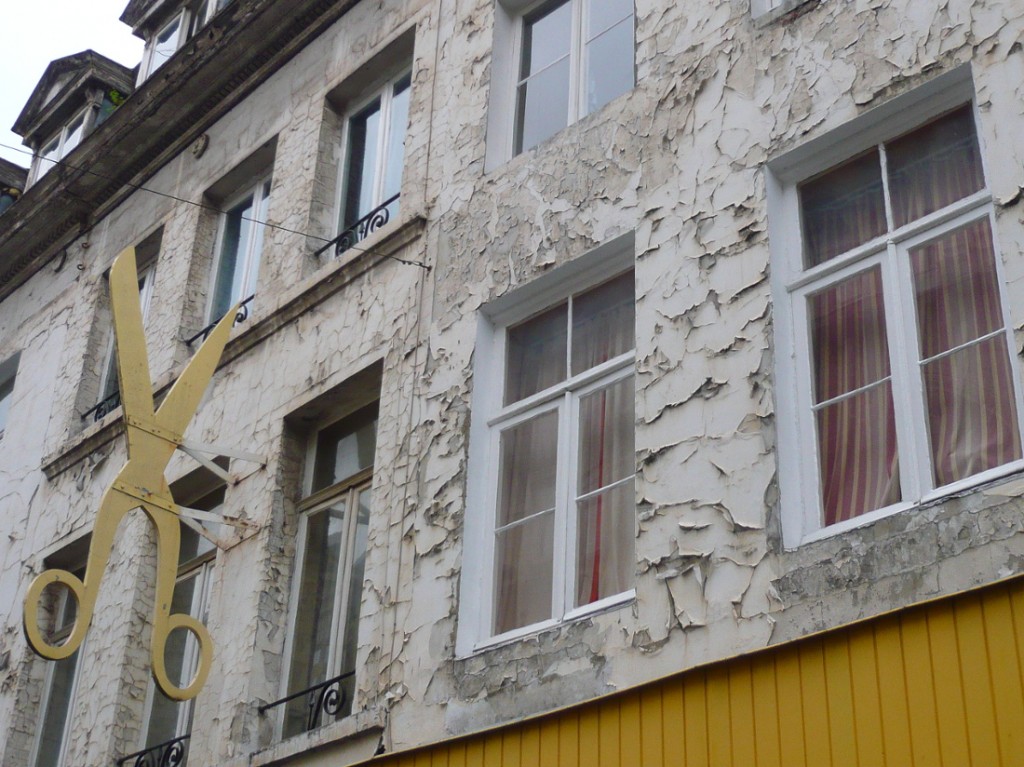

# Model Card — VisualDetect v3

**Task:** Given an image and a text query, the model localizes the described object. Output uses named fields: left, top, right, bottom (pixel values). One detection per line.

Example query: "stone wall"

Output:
left=1, top=0, right=1023, bottom=764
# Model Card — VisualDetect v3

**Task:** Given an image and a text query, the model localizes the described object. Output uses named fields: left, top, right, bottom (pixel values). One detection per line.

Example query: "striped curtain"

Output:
left=811, top=268, right=900, bottom=525
left=911, top=218, right=1021, bottom=486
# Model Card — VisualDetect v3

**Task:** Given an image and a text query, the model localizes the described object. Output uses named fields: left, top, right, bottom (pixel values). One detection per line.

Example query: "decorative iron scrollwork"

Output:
left=116, top=734, right=189, bottom=767
left=258, top=670, right=355, bottom=734
left=185, top=293, right=256, bottom=347
left=313, top=194, right=399, bottom=259
left=81, top=389, right=123, bottom=423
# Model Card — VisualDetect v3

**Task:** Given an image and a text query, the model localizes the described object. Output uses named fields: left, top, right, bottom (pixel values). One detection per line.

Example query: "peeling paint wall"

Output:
left=1, top=0, right=1024, bottom=765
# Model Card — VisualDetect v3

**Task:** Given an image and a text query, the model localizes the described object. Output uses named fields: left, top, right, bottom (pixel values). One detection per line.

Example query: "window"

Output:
left=208, top=174, right=271, bottom=322
left=138, top=481, right=222, bottom=759
left=0, top=354, right=19, bottom=437
left=464, top=262, right=636, bottom=648
left=338, top=70, right=411, bottom=236
left=29, top=540, right=88, bottom=767
left=32, top=109, right=87, bottom=182
left=139, top=0, right=230, bottom=81
left=512, top=0, right=634, bottom=154
left=279, top=403, right=376, bottom=738
left=771, top=98, right=1023, bottom=544
left=95, top=233, right=160, bottom=417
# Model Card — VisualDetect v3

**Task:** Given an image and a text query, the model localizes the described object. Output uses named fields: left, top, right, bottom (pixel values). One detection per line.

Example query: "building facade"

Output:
left=1, top=0, right=1023, bottom=765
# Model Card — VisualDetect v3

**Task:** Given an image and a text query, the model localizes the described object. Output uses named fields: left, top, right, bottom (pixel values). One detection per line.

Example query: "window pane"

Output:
left=810, top=268, right=891, bottom=403
left=521, top=1, right=571, bottom=78
left=245, top=181, right=270, bottom=297
left=817, top=381, right=900, bottom=525
left=800, top=149, right=886, bottom=266
left=338, top=488, right=370, bottom=675
left=37, top=138, right=60, bottom=179
left=145, top=574, right=198, bottom=746
left=515, top=56, right=571, bottom=153
left=96, top=95, right=117, bottom=126
left=151, top=15, right=182, bottom=72
left=923, top=335, right=1021, bottom=487
left=343, top=99, right=382, bottom=228
left=382, top=75, right=411, bottom=204
left=285, top=505, right=345, bottom=737
left=494, top=511, right=554, bottom=634
left=312, top=405, right=378, bottom=492
left=210, top=193, right=255, bottom=319
left=577, top=376, right=634, bottom=494
left=61, top=115, right=85, bottom=158
left=575, top=480, right=633, bottom=607
left=911, top=218, right=1004, bottom=360
left=34, top=651, right=79, bottom=767
left=571, top=271, right=634, bottom=375
left=887, top=106, right=984, bottom=228
left=497, top=410, right=559, bottom=527
left=584, top=16, right=634, bottom=115
left=588, top=0, right=633, bottom=38
left=505, top=303, right=568, bottom=404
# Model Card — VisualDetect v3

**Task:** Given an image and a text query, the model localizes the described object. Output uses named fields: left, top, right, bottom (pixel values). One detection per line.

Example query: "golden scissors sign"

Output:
left=24, top=247, right=238, bottom=701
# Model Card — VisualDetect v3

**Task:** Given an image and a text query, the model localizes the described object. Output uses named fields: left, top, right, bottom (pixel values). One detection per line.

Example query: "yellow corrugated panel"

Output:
left=364, top=578, right=1024, bottom=767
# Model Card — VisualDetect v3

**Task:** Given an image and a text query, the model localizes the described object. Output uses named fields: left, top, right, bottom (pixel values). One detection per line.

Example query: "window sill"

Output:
left=43, top=213, right=425, bottom=479
left=251, top=706, right=384, bottom=767
left=461, top=590, right=635, bottom=659
left=216, top=211, right=426, bottom=366
left=793, top=460, right=1024, bottom=548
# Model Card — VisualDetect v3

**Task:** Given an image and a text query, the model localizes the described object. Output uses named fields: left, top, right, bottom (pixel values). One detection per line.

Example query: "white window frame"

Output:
left=767, top=69, right=1024, bottom=548
left=30, top=108, right=89, bottom=184
left=276, top=409, right=376, bottom=740
left=206, top=173, right=272, bottom=323
left=486, top=0, right=635, bottom=166
left=138, top=532, right=216, bottom=748
left=29, top=559, right=86, bottom=767
left=98, top=261, right=156, bottom=405
left=139, top=10, right=188, bottom=81
left=0, top=353, right=20, bottom=439
left=335, top=68, right=412, bottom=233
left=458, top=237, right=635, bottom=656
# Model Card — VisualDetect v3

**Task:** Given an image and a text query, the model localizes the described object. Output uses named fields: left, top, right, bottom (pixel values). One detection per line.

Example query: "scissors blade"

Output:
left=154, top=302, right=239, bottom=438
left=109, top=247, right=156, bottom=424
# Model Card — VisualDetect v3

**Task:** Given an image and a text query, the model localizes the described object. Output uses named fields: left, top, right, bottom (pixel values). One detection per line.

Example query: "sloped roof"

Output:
left=13, top=51, right=135, bottom=143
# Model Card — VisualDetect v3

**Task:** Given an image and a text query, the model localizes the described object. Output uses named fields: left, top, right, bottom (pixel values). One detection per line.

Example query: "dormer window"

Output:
left=32, top=108, right=87, bottom=183
left=139, top=0, right=231, bottom=82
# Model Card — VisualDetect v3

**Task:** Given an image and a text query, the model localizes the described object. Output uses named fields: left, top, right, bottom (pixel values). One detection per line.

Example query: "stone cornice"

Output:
left=0, top=0, right=358, bottom=302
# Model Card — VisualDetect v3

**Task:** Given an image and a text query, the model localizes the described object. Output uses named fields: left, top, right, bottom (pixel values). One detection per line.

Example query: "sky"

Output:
left=0, top=0, right=143, bottom=168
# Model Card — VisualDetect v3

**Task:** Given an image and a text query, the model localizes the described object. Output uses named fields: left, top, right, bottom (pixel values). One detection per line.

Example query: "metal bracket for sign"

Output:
left=176, top=439, right=265, bottom=549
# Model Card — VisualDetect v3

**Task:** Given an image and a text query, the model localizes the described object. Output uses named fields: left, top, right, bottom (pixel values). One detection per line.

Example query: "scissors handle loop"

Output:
left=151, top=613, right=213, bottom=701
left=23, top=569, right=93, bottom=661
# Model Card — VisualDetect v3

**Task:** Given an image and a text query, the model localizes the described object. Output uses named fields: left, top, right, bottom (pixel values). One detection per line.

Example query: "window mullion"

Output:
left=373, top=86, right=392, bottom=209
left=886, top=239, right=929, bottom=497
left=794, top=289, right=824, bottom=537
left=328, top=488, right=357, bottom=677
left=568, top=0, right=583, bottom=124
left=276, top=509, right=310, bottom=738
left=553, top=391, right=574, bottom=620
left=879, top=142, right=896, bottom=233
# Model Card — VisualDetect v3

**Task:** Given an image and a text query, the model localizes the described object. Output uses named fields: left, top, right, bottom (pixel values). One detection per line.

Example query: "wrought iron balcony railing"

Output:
left=115, top=734, right=189, bottom=767
left=82, top=389, right=122, bottom=423
left=185, top=293, right=256, bottom=346
left=258, top=670, right=355, bottom=735
left=313, top=194, right=399, bottom=259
